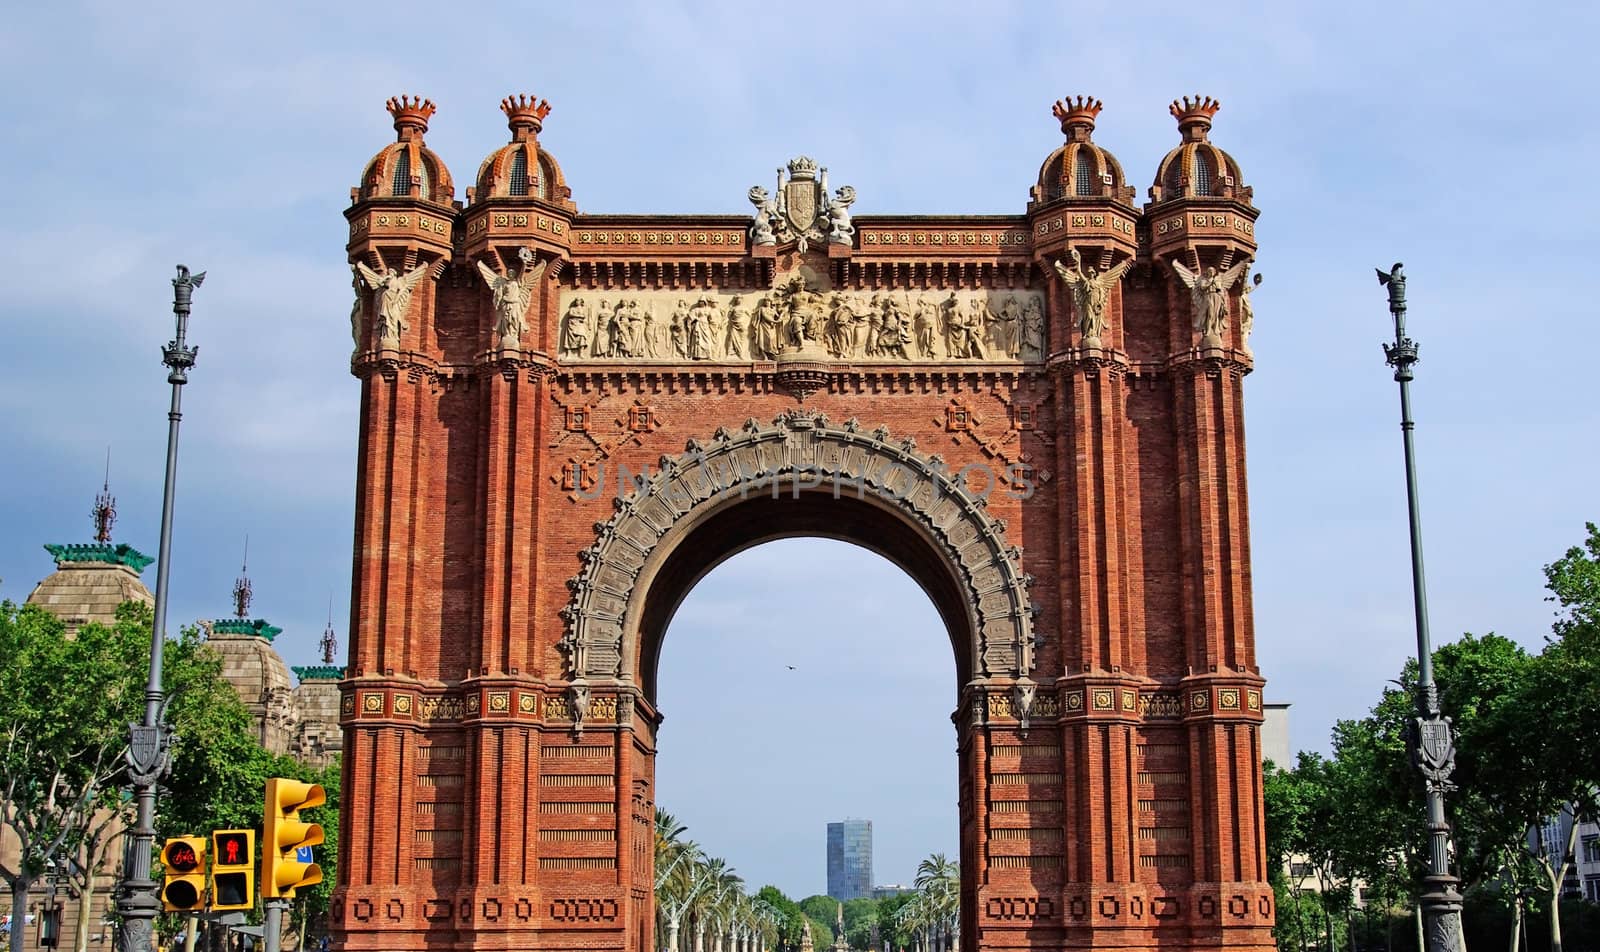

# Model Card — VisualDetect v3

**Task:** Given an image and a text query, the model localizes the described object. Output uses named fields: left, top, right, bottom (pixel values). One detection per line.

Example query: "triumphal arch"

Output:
left=335, top=92, right=1273, bottom=952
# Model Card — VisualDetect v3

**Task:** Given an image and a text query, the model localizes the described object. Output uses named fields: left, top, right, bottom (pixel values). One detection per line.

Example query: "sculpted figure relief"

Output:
left=750, top=297, right=777, bottom=360
left=553, top=287, right=1046, bottom=364
left=1021, top=297, right=1045, bottom=361
left=725, top=295, right=749, bottom=359
left=913, top=295, right=941, bottom=359
left=987, top=294, right=1023, bottom=359
left=592, top=299, right=615, bottom=357
left=687, top=296, right=719, bottom=360
left=477, top=247, right=547, bottom=351
left=875, top=295, right=911, bottom=359
left=355, top=261, right=429, bottom=349
left=1052, top=248, right=1133, bottom=348
left=1171, top=257, right=1251, bottom=345
left=559, top=297, right=592, bottom=359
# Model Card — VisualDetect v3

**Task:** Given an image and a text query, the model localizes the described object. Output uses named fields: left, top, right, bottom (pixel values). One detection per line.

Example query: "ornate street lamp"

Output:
left=1378, top=263, right=1465, bottom=952
left=117, top=265, right=203, bottom=952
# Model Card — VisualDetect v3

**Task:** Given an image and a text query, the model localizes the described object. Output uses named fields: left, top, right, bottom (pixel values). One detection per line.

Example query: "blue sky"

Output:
left=2, top=0, right=1596, bottom=899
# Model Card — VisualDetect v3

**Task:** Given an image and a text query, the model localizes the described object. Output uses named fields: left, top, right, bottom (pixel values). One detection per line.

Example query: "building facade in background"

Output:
left=827, top=820, right=873, bottom=901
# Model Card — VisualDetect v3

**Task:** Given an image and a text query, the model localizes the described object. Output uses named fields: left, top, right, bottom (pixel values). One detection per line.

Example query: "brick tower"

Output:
left=335, top=92, right=1271, bottom=952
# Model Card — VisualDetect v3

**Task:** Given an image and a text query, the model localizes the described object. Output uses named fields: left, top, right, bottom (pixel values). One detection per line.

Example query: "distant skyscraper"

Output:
left=826, top=820, right=873, bottom=900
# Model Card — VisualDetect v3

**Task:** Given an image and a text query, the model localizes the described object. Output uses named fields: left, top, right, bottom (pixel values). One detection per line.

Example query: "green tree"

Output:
left=841, top=896, right=878, bottom=950
left=798, top=895, right=838, bottom=947
left=755, top=886, right=807, bottom=951
left=0, top=601, right=150, bottom=952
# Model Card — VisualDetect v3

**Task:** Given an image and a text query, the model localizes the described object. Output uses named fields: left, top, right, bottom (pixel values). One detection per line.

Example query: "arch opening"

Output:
left=559, top=412, right=1039, bottom=695
left=655, top=536, right=961, bottom=923
left=637, top=489, right=974, bottom=705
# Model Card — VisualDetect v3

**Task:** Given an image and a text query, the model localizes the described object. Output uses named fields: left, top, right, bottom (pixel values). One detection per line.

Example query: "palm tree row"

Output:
left=891, top=854, right=959, bottom=952
left=656, top=810, right=780, bottom=952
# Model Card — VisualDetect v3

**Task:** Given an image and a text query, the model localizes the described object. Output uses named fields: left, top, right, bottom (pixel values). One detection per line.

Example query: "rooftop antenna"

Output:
left=92, top=448, right=117, bottom=543
left=320, top=593, right=339, bottom=664
left=231, top=535, right=252, bottom=619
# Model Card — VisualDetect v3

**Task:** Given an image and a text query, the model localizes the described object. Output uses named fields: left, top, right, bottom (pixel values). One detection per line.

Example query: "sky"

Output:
left=2, top=0, right=1597, bottom=900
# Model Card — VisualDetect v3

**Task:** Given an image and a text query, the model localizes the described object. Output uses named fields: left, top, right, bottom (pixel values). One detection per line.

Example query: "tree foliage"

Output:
left=1263, top=523, right=1600, bottom=952
left=0, top=599, right=340, bottom=951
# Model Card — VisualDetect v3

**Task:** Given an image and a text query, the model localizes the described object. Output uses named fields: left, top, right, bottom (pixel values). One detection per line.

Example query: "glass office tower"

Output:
left=826, top=820, right=873, bottom=901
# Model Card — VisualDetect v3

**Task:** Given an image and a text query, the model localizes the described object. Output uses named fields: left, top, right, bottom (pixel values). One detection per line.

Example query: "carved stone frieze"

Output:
left=556, top=287, right=1046, bottom=364
left=559, top=411, right=1038, bottom=683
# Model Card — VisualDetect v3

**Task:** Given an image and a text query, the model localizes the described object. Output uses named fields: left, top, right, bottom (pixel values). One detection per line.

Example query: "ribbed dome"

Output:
left=355, top=96, right=456, bottom=205
left=1032, top=97, right=1133, bottom=206
left=472, top=94, right=575, bottom=209
left=1150, top=96, right=1248, bottom=203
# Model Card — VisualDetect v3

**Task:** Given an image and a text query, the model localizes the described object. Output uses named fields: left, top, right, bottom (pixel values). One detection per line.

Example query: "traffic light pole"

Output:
left=119, top=266, right=204, bottom=952
left=263, top=899, right=287, bottom=952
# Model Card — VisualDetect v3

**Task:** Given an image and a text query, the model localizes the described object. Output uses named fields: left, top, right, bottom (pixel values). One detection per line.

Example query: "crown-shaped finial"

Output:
left=386, top=95, right=436, bottom=140
left=1170, top=95, right=1221, bottom=140
left=786, top=156, right=819, bottom=180
left=1052, top=96, right=1103, bottom=137
left=502, top=94, right=552, bottom=137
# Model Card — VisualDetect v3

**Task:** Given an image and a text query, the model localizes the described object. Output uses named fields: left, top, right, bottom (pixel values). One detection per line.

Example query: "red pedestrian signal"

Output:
left=210, top=829, right=256, bottom=911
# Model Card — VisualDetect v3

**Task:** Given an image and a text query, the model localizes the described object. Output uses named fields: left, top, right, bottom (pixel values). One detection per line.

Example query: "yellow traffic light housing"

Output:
left=210, top=829, right=256, bottom=911
left=262, top=777, right=325, bottom=899
left=160, top=836, right=207, bottom=912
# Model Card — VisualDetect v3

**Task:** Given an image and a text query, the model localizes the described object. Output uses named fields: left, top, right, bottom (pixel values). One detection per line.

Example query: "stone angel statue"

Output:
left=355, top=261, right=430, bottom=349
left=1171, top=257, right=1251, bottom=345
left=1052, top=248, right=1134, bottom=348
left=477, top=247, right=548, bottom=351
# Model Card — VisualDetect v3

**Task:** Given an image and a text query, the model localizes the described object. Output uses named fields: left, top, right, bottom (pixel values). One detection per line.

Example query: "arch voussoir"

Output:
left=559, top=409, right=1037, bottom=687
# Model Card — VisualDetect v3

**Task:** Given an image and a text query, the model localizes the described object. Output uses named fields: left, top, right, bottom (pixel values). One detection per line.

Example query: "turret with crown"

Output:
left=1028, top=94, right=1140, bottom=352
left=1146, top=95, right=1259, bottom=356
left=347, top=95, right=456, bottom=361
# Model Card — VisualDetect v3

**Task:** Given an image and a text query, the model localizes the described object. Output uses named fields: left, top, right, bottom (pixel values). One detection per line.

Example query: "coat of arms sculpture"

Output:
left=748, top=156, right=855, bottom=252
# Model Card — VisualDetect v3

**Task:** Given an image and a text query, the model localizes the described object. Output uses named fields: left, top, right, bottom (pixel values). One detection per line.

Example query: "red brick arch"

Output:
left=559, top=410, right=1040, bottom=698
left=336, top=101, right=1274, bottom=952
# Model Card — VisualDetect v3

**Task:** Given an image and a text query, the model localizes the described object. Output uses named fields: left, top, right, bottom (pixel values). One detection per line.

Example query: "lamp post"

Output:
left=117, top=265, right=204, bottom=952
left=1377, top=262, right=1465, bottom=952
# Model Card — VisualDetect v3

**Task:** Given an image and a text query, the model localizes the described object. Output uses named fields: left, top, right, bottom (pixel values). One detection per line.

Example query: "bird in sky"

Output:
left=786, top=665, right=796, bottom=670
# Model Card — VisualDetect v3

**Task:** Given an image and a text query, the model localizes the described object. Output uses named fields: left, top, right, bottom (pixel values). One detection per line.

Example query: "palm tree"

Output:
left=911, top=854, right=959, bottom=952
left=691, top=858, right=742, bottom=952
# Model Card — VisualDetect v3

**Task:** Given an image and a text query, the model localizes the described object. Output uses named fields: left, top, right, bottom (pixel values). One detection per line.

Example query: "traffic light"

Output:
left=160, top=836, right=207, bottom=912
left=262, top=777, right=325, bottom=899
left=211, top=829, right=256, bottom=911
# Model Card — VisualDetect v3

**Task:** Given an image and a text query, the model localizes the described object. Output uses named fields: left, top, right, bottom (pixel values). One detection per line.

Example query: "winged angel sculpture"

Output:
left=1171, top=258, right=1251, bottom=345
left=1052, top=248, right=1134, bottom=348
left=355, top=261, right=430, bottom=349
left=477, top=247, right=548, bottom=350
